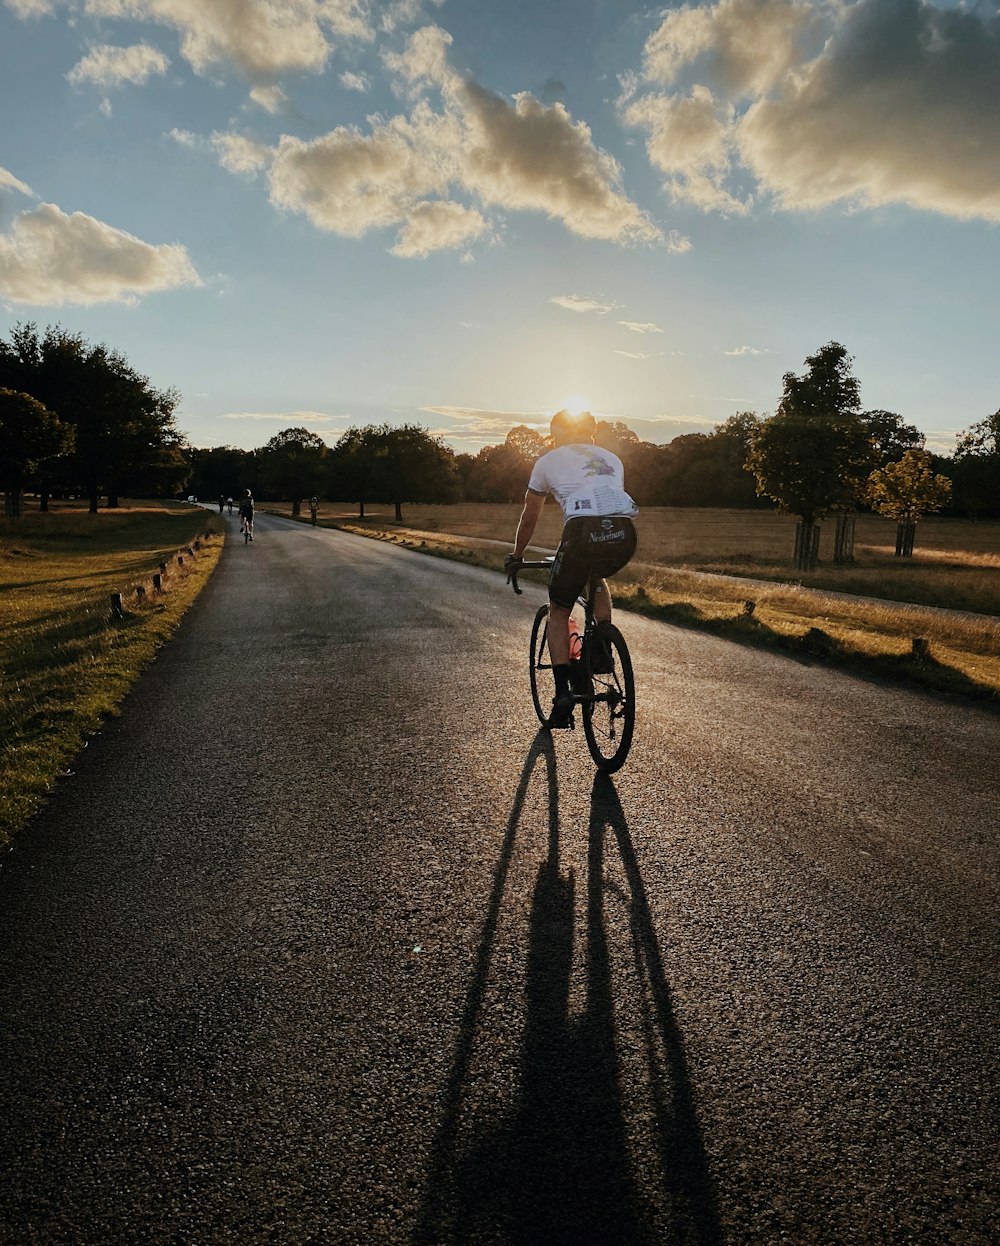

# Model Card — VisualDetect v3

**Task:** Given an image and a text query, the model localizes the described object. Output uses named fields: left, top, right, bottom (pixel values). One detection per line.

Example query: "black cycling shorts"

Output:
left=548, top=515, right=637, bottom=609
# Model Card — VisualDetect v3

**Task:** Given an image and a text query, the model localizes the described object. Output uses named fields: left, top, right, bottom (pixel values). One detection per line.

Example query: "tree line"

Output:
left=3, top=324, right=997, bottom=565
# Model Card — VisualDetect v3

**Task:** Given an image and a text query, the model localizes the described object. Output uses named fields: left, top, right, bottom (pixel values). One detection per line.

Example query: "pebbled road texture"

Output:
left=1, top=513, right=997, bottom=1246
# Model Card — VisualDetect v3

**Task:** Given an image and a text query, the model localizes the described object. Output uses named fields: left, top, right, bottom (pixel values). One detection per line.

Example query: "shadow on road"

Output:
left=413, top=744, right=721, bottom=1246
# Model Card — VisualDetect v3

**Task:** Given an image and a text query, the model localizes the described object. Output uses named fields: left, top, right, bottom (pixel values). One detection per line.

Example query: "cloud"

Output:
left=0, top=167, right=34, bottom=197
left=614, top=350, right=651, bottom=359
left=724, top=344, right=766, bottom=355
left=249, top=84, right=288, bottom=114
left=0, top=202, right=201, bottom=305
left=5, top=0, right=53, bottom=14
left=221, top=410, right=338, bottom=421
left=626, top=0, right=1000, bottom=223
left=420, top=404, right=550, bottom=444
left=389, top=199, right=487, bottom=257
left=211, top=132, right=273, bottom=175
left=550, top=294, right=618, bottom=315
left=618, top=319, right=663, bottom=334
left=66, top=42, right=169, bottom=87
left=339, top=70, right=370, bottom=92
left=66, top=0, right=374, bottom=81
left=206, top=22, right=668, bottom=257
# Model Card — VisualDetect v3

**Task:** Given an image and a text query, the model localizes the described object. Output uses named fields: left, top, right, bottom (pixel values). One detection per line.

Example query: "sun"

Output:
left=561, top=393, right=590, bottom=417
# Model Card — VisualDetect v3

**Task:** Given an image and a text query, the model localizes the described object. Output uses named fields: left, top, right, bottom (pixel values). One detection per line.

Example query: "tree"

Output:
left=328, top=425, right=380, bottom=517
left=867, top=450, right=952, bottom=557
left=860, top=410, right=924, bottom=469
left=370, top=423, right=457, bottom=520
left=748, top=342, right=873, bottom=569
left=0, top=388, right=74, bottom=518
left=257, top=427, right=327, bottom=515
left=950, top=410, right=1000, bottom=517
left=187, top=445, right=254, bottom=502
left=0, top=322, right=185, bottom=511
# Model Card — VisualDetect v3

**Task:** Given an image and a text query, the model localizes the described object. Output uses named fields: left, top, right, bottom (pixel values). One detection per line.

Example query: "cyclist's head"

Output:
left=550, top=408, right=597, bottom=446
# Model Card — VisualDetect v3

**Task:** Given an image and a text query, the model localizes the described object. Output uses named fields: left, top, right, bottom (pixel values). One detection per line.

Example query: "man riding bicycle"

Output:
left=239, top=489, right=255, bottom=540
left=505, top=409, right=638, bottom=728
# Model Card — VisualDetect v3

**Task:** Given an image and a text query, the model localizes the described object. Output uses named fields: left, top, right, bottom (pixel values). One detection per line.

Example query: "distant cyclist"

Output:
left=239, top=489, right=255, bottom=541
left=505, top=409, right=637, bottom=727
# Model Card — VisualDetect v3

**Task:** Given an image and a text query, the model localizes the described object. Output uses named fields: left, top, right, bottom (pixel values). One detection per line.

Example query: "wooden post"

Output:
left=152, top=572, right=162, bottom=592
left=833, top=514, right=855, bottom=564
left=135, top=584, right=146, bottom=600
left=177, top=555, right=184, bottom=566
left=794, top=521, right=820, bottom=571
left=912, top=638, right=930, bottom=659
left=110, top=591, right=125, bottom=619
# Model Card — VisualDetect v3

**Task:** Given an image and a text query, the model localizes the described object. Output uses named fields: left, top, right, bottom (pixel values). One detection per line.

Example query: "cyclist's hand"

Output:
left=504, top=553, right=523, bottom=576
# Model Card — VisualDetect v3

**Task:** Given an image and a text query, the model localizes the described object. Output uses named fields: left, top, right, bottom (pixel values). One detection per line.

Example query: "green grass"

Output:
left=0, top=499, right=225, bottom=848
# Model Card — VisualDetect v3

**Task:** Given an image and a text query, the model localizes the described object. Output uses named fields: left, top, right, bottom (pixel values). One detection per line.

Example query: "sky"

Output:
left=1, top=0, right=997, bottom=458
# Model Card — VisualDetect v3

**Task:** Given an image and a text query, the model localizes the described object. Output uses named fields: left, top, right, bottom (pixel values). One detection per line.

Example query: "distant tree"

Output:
left=187, top=445, right=254, bottom=502
left=0, top=388, right=74, bottom=518
left=950, top=409, right=1000, bottom=517
left=505, top=424, right=548, bottom=461
left=371, top=423, right=457, bottom=520
left=860, top=410, right=924, bottom=469
left=328, top=425, right=380, bottom=517
left=464, top=442, right=532, bottom=502
left=867, top=449, right=952, bottom=557
left=257, top=427, right=328, bottom=515
left=748, top=342, right=874, bottom=568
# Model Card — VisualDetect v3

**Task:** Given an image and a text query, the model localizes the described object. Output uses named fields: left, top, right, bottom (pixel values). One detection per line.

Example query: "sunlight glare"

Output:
left=561, top=393, right=590, bottom=416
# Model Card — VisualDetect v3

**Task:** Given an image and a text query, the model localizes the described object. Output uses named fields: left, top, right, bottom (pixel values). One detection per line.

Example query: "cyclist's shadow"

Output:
left=414, top=743, right=722, bottom=1246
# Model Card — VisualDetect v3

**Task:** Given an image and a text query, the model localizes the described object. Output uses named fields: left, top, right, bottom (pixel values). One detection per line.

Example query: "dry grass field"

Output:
left=269, top=500, right=1000, bottom=703
left=304, top=503, right=1000, bottom=617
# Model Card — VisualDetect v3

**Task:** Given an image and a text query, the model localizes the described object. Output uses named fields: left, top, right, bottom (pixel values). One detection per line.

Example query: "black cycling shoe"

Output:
left=547, top=692, right=575, bottom=729
left=588, top=626, right=615, bottom=674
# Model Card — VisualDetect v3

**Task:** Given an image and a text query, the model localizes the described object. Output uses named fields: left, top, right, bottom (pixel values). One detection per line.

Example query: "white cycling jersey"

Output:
left=527, top=444, right=638, bottom=523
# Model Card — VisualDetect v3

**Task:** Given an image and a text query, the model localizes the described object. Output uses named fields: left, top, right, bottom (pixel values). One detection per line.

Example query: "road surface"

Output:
left=1, top=511, right=997, bottom=1245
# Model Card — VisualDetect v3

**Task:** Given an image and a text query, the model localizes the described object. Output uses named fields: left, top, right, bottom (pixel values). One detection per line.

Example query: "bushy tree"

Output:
left=748, top=342, right=874, bottom=567
left=861, top=410, right=924, bottom=469
left=950, top=410, right=1000, bottom=517
left=867, top=449, right=952, bottom=557
left=0, top=322, right=184, bottom=510
left=371, top=423, right=457, bottom=520
left=257, top=426, right=327, bottom=515
left=0, top=388, right=74, bottom=518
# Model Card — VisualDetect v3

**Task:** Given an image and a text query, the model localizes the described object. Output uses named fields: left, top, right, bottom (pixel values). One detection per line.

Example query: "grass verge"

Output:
left=324, top=518, right=1000, bottom=707
left=0, top=501, right=225, bottom=849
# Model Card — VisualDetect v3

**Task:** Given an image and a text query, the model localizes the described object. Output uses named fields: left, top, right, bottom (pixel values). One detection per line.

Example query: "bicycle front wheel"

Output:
left=528, top=605, right=553, bottom=726
left=582, top=623, right=635, bottom=772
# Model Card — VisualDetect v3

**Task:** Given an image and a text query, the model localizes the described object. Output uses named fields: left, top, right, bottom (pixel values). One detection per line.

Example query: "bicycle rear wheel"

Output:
left=582, top=623, right=635, bottom=772
left=528, top=605, right=553, bottom=726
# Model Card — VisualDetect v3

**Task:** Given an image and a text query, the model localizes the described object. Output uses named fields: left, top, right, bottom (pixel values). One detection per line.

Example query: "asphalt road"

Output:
left=1, top=511, right=997, bottom=1246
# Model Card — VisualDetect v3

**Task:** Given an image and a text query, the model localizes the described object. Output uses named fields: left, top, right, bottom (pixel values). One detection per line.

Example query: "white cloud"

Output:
left=0, top=167, right=34, bottom=197
left=550, top=294, right=617, bottom=315
left=66, top=42, right=169, bottom=87
left=249, top=84, right=288, bottom=114
left=614, top=350, right=651, bottom=359
left=221, top=410, right=337, bottom=421
left=724, top=344, right=766, bottom=355
left=212, top=132, right=273, bottom=175
left=0, top=202, right=201, bottom=305
left=627, top=0, right=1000, bottom=223
left=389, top=199, right=487, bottom=257
left=339, top=70, right=370, bottom=92
left=4, top=0, right=53, bottom=14
left=77, top=0, right=374, bottom=80
left=618, top=319, right=663, bottom=334
left=208, top=22, right=668, bottom=257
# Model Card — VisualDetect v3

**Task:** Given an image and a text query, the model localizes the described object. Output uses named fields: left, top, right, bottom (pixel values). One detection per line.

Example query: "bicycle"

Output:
left=241, top=514, right=254, bottom=543
left=507, top=557, right=635, bottom=773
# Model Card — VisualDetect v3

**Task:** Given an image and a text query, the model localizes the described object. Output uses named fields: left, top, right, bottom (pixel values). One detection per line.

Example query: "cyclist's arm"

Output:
left=513, top=489, right=545, bottom=558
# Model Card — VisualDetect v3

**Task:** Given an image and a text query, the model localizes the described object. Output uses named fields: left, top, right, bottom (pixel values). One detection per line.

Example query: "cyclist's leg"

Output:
left=546, top=601, right=572, bottom=665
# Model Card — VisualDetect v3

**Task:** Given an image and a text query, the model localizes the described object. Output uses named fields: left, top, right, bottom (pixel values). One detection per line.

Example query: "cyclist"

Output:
left=505, top=409, right=637, bottom=728
left=239, top=489, right=255, bottom=541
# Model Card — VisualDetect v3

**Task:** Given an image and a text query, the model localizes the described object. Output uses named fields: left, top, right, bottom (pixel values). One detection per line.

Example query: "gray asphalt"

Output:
left=1, top=511, right=997, bottom=1245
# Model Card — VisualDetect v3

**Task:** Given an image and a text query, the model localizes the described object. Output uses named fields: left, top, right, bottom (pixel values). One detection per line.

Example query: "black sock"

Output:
left=553, top=664, right=571, bottom=697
